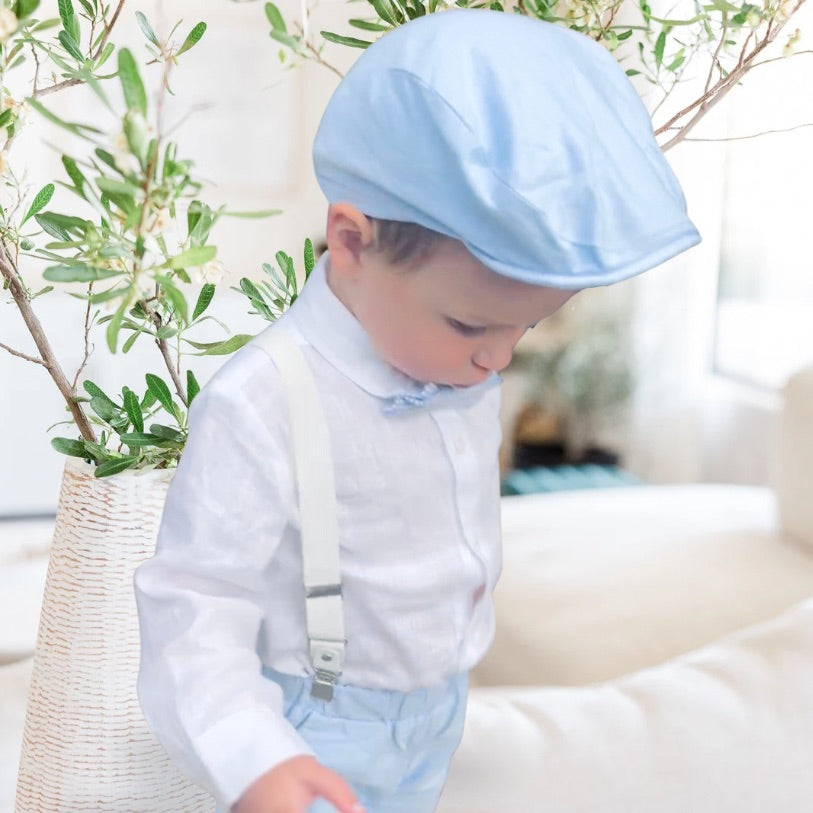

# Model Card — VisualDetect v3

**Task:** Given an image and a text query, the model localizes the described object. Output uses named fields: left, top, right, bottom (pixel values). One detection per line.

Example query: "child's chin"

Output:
left=448, top=373, right=491, bottom=389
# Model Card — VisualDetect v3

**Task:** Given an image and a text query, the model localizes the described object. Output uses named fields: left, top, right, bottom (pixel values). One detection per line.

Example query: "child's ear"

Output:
left=325, top=203, right=375, bottom=276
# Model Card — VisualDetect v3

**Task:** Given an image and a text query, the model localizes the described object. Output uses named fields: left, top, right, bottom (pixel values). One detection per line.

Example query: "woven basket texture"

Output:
left=15, top=458, right=215, bottom=812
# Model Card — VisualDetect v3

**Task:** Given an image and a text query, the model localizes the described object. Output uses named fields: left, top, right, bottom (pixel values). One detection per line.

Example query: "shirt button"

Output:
left=454, top=437, right=467, bottom=454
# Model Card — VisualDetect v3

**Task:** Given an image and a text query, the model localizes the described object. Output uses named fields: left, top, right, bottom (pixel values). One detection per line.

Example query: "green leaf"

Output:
left=135, top=11, right=160, bottom=46
left=176, top=21, right=206, bottom=57
left=149, top=423, right=185, bottom=442
left=14, top=0, right=41, bottom=20
left=187, top=200, right=216, bottom=245
left=303, top=238, right=315, bottom=276
left=36, top=211, right=88, bottom=237
left=123, top=110, right=149, bottom=167
left=123, top=388, right=144, bottom=432
left=35, top=215, right=69, bottom=241
left=61, top=155, right=87, bottom=193
left=666, top=48, right=686, bottom=71
left=117, top=48, right=147, bottom=117
left=96, top=176, right=137, bottom=212
left=82, top=379, right=119, bottom=421
left=219, top=208, right=282, bottom=219
left=187, top=369, right=200, bottom=404
left=119, top=431, right=161, bottom=447
left=368, top=0, right=400, bottom=25
left=193, top=283, right=215, bottom=320
left=145, top=373, right=174, bottom=413
left=83, top=379, right=115, bottom=404
left=187, top=199, right=204, bottom=237
left=94, top=456, right=139, bottom=477
left=654, top=30, right=666, bottom=67
left=21, top=184, right=55, bottom=226
left=76, top=0, right=94, bottom=15
left=186, top=334, right=254, bottom=356
left=58, top=0, right=80, bottom=44
left=155, top=325, right=177, bottom=340
left=32, top=16, right=60, bottom=32
left=348, top=18, right=390, bottom=31
left=265, top=1, right=286, bottom=31
left=58, top=29, right=84, bottom=60
left=83, top=284, right=129, bottom=305
left=106, top=300, right=128, bottom=352
left=27, top=97, right=102, bottom=138
left=156, top=274, right=189, bottom=324
left=94, top=147, right=123, bottom=175
left=122, top=330, right=141, bottom=353
left=43, top=263, right=120, bottom=282
left=703, top=0, right=739, bottom=11
left=0, top=109, right=13, bottom=129
left=320, top=30, right=372, bottom=48
left=270, top=29, right=303, bottom=51
left=51, top=436, right=89, bottom=457
left=238, top=278, right=273, bottom=319
left=276, top=250, right=296, bottom=289
left=167, top=245, right=216, bottom=269
left=95, top=40, right=115, bottom=68
left=91, top=395, right=120, bottom=423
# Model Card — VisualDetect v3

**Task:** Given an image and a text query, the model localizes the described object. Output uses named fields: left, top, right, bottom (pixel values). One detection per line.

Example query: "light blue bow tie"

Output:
left=381, top=382, right=450, bottom=415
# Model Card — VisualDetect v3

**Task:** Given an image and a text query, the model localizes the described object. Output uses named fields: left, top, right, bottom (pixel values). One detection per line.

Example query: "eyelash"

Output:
left=446, top=318, right=486, bottom=337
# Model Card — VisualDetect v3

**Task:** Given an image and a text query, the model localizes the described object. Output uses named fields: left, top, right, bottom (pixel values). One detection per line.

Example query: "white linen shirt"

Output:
left=134, top=254, right=503, bottom=808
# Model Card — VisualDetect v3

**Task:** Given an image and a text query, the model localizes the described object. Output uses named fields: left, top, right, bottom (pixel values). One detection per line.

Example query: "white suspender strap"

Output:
left=251, top=327, right=345, bottom=700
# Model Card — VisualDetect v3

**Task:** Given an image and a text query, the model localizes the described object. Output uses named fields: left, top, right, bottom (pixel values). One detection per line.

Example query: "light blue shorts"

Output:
left=264, top=666, right=468, bottom=813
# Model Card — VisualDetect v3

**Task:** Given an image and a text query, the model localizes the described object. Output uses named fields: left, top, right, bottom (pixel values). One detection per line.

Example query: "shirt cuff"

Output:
left=193, top=707, right=315, bottom=809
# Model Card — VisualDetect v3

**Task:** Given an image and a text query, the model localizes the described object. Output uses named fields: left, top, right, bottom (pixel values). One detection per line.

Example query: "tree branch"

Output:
left=0, top=246, right=97, bottom=442
left=656, top=0, right=806, bottom=151
left=0, top=340, right=46, bottom=365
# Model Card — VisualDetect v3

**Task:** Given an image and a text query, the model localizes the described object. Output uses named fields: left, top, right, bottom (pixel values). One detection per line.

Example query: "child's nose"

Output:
left=472, top=336, right=517, bottom=373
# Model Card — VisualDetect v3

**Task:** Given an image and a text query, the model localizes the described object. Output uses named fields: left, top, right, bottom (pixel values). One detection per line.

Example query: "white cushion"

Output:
left=473, top=486, right=813, bottom=687
left=440, top=598, right=813, bottom=813
left=0, top=520, right=52, bottom=663
left=776, top=366, right=813, bottom=550
left=0, top=657, right=33, bottom=812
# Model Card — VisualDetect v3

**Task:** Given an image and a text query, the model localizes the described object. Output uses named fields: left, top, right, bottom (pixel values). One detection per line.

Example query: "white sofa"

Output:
left=438, top=366, right=813, bottom=812
left=3, top=368, right=813, bottom=812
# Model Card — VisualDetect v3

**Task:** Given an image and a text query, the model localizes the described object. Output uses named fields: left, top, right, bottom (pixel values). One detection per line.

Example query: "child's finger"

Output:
left=305, top=762, right=365, bottom=813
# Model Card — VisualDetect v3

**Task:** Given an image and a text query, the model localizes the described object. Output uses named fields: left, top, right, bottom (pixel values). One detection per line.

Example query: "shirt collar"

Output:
left=286, top=252, right=499, bottom=405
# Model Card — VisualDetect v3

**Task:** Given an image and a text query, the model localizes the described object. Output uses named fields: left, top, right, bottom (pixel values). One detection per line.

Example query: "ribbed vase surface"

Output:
left=15, top=458, right=215, bottom=812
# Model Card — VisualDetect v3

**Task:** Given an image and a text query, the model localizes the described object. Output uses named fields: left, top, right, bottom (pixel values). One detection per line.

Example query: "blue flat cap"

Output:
left=313, top=9, right=701, bottom=289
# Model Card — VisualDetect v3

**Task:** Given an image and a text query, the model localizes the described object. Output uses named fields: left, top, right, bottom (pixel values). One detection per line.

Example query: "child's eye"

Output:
left=446, top=318, right=486, bottom=336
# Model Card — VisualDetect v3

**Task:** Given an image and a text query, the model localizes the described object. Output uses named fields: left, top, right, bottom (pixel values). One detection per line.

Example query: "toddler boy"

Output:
left=135, top=8, right=700, bottom=813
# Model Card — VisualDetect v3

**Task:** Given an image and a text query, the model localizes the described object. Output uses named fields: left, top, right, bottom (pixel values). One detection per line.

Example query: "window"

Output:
left=713, top=25, right=813, bottom=390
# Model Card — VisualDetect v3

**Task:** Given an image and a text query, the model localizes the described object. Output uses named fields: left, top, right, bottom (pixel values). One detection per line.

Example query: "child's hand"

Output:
left=232, top=755, right=364, bottom=813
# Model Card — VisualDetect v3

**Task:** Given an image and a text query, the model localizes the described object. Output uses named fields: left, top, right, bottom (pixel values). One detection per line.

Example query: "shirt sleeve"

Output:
left=134, top=352, right=314, bottom=810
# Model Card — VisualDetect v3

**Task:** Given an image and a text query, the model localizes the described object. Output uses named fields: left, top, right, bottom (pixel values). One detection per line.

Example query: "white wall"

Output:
left=1, top=0, right=352, bottom=515
left=1, top=0, right=798, bottom=515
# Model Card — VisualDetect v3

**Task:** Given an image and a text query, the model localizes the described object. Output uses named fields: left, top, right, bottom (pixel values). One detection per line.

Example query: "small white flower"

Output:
left=0, top=9, right=18, bottom=43
left=111, top=131, right=138, bottom=173
left=144, top=207, right=171, bottom=236
left=189, top=259, right=225, bottom=285
left=745, top=9, right=762, bottom=27
left=775, top=0, right=794, bottom=23
left=783, top=27, right=802, bottom=56
left=1, top=95, right=28, bottom=130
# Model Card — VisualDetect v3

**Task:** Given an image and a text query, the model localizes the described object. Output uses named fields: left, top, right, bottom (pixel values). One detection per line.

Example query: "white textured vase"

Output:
left=15, top=457, right=215, bottom=812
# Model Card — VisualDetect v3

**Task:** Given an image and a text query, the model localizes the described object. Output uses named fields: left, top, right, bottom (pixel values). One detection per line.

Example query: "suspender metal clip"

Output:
left=310, top=640, right=344, bottom=701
